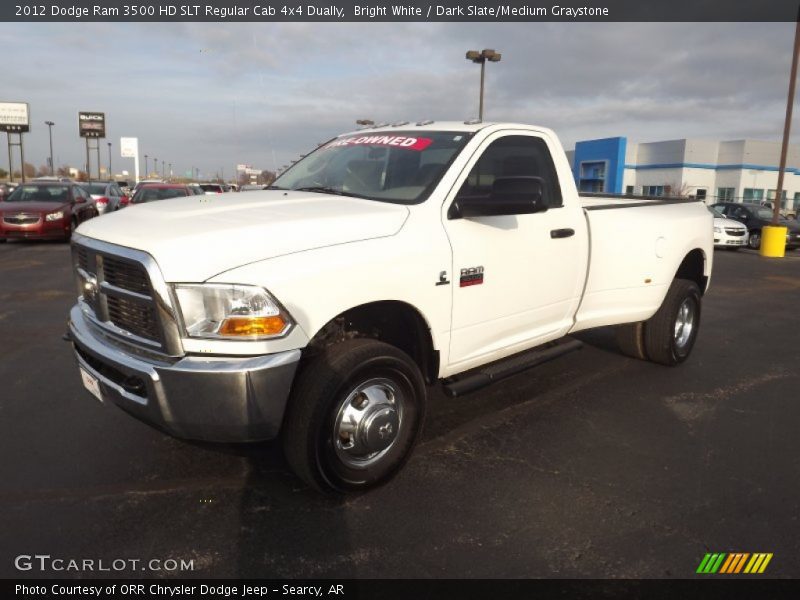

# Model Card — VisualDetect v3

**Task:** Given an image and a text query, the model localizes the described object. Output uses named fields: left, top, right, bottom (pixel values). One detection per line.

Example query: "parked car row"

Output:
left=710, top=202, right=800, bottom=251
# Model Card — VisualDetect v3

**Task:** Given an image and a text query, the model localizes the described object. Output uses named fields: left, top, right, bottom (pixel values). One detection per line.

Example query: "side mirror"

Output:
left=449, top=176, right=548, bottom=219
left=74, top=196, right=86, bottom=204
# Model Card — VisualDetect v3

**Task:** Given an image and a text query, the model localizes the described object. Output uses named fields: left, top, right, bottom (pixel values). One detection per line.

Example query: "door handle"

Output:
left=550, top=228, right=575, bottom=239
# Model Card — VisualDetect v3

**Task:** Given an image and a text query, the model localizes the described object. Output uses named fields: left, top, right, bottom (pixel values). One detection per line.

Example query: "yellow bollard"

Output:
left=759, top=225, right=788, bottom=258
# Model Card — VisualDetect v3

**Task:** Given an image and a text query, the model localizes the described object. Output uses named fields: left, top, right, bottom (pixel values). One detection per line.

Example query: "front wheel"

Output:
left=282, top=339, right=426, bottom=493
left=64, top=218, right=77, bottom=242
left=643, top=279, right=702, bottom=366
left=748, top=230, right=761, bottom=249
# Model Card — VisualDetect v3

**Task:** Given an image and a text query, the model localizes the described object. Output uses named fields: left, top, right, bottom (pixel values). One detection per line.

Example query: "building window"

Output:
left=767, top=189, right=788, bottom=208
left=742, top=188, right=763, bottom=204
left=794, top=192, right=800, bottom=211
left=695, top=189, right=707, bottom=200
left=578, top=160, right=607, bottom=193
left=717, top=187, right=735, bottom=201
left=625, top=185, right=634, bottom=195
left=642, top=185, right=665, bottom=197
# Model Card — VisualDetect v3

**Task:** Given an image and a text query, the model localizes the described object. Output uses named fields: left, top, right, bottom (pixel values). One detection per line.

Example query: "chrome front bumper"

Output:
left=68, top=304, right=301, bottom=442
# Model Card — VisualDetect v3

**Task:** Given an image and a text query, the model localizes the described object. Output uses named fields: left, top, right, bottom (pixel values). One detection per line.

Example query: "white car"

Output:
left=710, top=206, right=748, bottom=249
left=68, top=121, right=714, bottom=493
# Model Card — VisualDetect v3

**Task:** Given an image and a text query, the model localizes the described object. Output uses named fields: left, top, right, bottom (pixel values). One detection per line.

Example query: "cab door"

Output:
left=442, top=131, right=587, bottom=370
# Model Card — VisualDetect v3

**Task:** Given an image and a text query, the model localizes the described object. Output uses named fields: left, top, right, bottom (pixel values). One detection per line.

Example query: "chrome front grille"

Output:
left=105, top=293, right=161, bottom=342
left=71, top=236, right=183, bottom=356
left=724, top=228, right=745, bottom=236
left=4, top=213, right=40, bottom=225
left=103, top=255, right=151, bottom=294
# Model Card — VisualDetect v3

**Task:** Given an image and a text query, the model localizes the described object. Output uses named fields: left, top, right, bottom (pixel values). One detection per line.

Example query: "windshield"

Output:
left=133, top=187, right=189, bottom=203
left=272, top=130, right=472, bottom=204
left=707, top=206, right=725, bottom=218
left=5, top=184, right=70, bottom=203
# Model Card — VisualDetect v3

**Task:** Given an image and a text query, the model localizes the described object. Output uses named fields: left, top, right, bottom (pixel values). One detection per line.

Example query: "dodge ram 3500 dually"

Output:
left=67, top=122, right=713, bottom=492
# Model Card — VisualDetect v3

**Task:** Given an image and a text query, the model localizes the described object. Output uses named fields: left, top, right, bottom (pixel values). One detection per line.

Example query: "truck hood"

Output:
left=75, top=191, right=409, bottom=281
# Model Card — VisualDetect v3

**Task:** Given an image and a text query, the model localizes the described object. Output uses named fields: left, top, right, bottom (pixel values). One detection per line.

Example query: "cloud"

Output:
left=0, top=21, right=793, bottom=176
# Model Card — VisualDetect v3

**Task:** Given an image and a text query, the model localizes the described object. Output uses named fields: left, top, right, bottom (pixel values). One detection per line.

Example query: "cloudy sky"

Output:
left=0, top=21, right=795, bottom=178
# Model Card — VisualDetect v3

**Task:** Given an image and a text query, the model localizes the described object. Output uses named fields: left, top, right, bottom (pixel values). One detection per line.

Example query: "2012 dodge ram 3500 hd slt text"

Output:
left=68, top=122, right=713, bottom=492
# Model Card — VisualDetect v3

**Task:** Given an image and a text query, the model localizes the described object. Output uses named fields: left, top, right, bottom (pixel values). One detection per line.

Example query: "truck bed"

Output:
left=570, top=194, right=712, bottom=333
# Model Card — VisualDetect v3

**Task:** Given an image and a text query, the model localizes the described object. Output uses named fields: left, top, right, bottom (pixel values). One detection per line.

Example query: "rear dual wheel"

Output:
left=616, top=278, right=701, bottom=366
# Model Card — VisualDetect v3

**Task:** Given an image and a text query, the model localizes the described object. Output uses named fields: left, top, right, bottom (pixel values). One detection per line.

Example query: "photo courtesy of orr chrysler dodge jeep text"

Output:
left=66, top=121, right=714, bottom=492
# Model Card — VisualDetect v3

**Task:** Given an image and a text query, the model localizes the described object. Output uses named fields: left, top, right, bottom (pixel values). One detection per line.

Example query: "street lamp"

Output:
left=168, top=162, right=172, bottom=181
left=144, top=154, right=149, bottom=176
left=153, top=157, right=158, bottom=177
left=45, top=121, right=55, bottom=175
left=107, top=142, right=112, bottom=178
left=465, top=48, right=502, bottom=121
left=162, top=160, right=165, bottom=178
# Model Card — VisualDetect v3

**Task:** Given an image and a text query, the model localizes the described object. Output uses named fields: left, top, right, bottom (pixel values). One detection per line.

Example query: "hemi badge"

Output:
left=460, top=266, right=484, bottom=287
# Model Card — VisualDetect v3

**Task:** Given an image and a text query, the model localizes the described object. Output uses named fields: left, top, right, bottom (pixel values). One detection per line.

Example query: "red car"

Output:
left=0, top=182, right=98, bottom=243
left=131, top=183, right=194, bottom=204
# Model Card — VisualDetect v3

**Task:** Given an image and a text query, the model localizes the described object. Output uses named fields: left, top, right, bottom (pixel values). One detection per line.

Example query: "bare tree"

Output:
left=663, top=182, right=693, bottom=198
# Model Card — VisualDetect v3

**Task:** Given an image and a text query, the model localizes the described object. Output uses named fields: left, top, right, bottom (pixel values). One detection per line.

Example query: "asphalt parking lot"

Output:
left=1, top=241, right=799, bottom=579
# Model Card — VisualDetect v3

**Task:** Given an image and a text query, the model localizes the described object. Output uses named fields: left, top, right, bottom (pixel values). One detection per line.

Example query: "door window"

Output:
left=455, top=135, right=562, bottom=208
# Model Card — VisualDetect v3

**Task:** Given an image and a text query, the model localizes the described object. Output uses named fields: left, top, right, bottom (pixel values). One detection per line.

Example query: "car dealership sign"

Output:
left=120, top=137, right=138, bottom=158
left=79, top=111, right=106, bottom=138
left=0, top=102, right=30, bottom=133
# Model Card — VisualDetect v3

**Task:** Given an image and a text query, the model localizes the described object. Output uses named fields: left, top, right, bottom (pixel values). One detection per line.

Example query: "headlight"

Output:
left=713, top=226, right=721, bottom=233
left=45, top=211, right=64, bottom=221
left=173, top=284, right=293, bottom=339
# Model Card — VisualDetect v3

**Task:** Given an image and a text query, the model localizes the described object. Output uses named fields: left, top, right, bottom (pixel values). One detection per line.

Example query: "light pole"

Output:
left=144, top=154, right=149, bottom=177
left=45, top=121, right=55, bottom=175
left=162, top=160, right=165, bottom=178
left=168, top=162, right=171, bottom=181
left=465, top=48, right=502, bottom=121
left=153, top=157, right=158, bottom=177
left=107, top=142, right=112, bottom=178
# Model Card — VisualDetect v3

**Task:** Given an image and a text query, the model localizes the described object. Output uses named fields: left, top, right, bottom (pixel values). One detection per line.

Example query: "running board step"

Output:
left=442, top=338, right=583, bottom=398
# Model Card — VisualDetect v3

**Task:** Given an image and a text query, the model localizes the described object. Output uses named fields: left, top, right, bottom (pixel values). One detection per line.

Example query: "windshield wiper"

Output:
left=293, top=186, right=367, bottom=199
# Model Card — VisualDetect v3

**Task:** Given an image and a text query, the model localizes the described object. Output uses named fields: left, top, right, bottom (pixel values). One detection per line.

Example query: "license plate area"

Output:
left=80, top=367, right=104, bottom=403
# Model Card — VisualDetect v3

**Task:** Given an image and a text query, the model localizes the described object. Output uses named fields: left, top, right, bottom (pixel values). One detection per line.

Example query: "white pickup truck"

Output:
left=68, top=122, right=713, bottom=492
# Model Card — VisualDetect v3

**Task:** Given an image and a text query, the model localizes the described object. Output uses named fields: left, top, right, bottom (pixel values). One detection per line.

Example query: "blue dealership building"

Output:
left=566, top=136, right=800, bottom=213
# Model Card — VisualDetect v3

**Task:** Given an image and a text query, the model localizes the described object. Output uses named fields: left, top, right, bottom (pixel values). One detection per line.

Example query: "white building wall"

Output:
left=623, top=137, right=800, bottom=212
left=572, top=135, right=800, bottom=213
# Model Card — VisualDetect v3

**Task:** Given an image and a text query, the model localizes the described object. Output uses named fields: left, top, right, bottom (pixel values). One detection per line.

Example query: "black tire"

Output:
left=748, top=230, right=761, bottom=250
left=615, top=321, right=647, bottom=360
left=643, top=279, right=702, bottom=366
left=282, top=338, right=426, bottom=493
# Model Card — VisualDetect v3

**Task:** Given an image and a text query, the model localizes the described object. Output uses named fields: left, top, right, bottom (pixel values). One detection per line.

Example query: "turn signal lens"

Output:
left=218, top=316, right=288, bottom=336
left=173, top=283, right=294, bottom=340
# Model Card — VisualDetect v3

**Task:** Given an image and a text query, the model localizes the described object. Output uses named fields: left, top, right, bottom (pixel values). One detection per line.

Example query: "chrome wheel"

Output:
left=748, top=232, right=760, bottom=249
left=674, top=298, right=696, bottom=350
left=332, top=377, right=403, bottom=469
